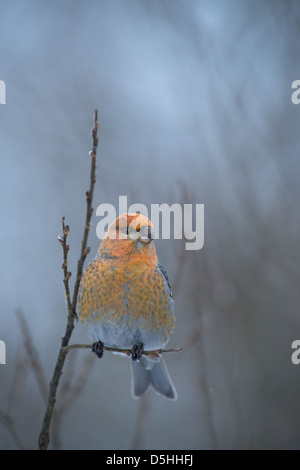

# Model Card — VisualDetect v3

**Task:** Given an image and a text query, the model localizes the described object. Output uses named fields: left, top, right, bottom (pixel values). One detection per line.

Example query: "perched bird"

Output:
left=78, top=213, right=177, bottom=400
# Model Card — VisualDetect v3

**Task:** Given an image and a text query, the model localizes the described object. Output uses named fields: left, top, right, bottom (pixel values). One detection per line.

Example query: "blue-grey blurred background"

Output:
left=1, top=0, right=300, bottom=450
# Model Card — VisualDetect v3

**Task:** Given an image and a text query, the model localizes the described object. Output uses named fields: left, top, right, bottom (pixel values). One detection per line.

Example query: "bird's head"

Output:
left=99, top=213, right=157, bottom=260
left=106, top=213, right=155, bottom=242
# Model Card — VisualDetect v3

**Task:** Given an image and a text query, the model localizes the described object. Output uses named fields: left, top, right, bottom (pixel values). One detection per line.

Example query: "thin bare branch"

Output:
left=71, top=109, right=98, bottom=316
left=63, top=343, right=183, bottom=358
left=38, top=110, right=99, bottom=450
left=60, top=219, right=72, bottom=316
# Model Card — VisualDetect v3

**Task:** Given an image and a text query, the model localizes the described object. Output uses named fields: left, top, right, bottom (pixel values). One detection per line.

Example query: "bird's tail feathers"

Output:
left=131, top=357, right=177, bottom=400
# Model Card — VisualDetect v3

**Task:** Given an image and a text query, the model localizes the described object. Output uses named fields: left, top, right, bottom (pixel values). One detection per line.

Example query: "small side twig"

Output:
left=63, top=343, right=183, bottom=359
left=58, top=219, right=72, bottom=317
left=38, top=110, right=99, bottom=451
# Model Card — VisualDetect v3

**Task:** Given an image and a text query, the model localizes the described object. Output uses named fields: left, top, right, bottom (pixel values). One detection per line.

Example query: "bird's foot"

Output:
left=131, top=342, right=144, bottom=361
left=92, top=341, right=104, bottom=358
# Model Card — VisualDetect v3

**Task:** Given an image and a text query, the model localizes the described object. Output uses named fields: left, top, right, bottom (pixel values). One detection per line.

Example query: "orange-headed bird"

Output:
left=78, top=213, right=176, bottom=399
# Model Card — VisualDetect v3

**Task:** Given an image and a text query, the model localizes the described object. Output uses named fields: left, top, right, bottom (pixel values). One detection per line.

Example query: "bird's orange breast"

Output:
left=78, top=254, right=175, bottom=337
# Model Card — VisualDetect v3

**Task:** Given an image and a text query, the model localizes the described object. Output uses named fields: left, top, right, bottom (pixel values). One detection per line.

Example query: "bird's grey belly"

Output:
left=83, top=316, right=168, bottom=350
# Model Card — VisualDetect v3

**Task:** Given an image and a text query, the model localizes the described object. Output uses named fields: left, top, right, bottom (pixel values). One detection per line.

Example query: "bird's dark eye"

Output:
left=126, top=226, right=129, bottom=236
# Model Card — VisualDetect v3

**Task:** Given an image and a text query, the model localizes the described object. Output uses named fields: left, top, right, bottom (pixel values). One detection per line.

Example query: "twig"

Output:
left=38, top=110, right=99, bottom=450
left=59, top=218, right=72, bottom=316
left=71, top=119, right=98, bottom=314
left=63, top=343, right=183, bottom=358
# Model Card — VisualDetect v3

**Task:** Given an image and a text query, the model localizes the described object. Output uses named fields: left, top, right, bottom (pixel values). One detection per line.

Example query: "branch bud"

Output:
left=84, top=246, right=91, bottom=256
